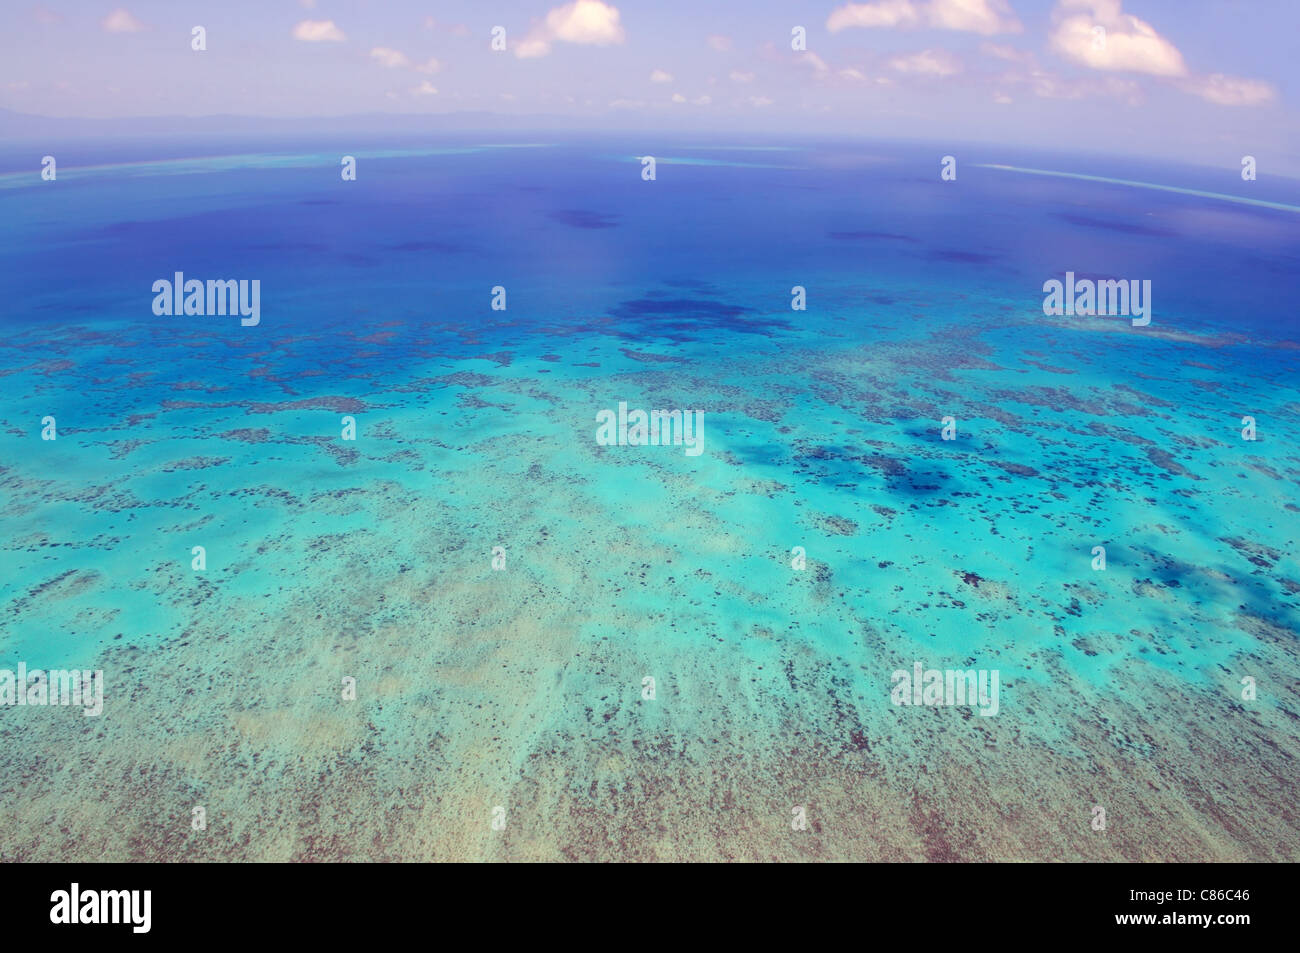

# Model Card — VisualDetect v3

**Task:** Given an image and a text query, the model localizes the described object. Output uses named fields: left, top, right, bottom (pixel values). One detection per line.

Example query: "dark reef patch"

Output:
left=1055, top=213, right=1176, bottom=238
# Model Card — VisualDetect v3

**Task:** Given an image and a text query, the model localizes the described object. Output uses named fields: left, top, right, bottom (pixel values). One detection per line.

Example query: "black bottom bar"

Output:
left=0, top=862, right=1283, bottom=940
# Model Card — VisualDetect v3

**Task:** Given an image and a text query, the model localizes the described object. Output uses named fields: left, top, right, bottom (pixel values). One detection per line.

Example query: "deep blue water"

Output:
left=2, top=136, right=1299, bottom=861
left=1, top=137, right=1296, bottom=349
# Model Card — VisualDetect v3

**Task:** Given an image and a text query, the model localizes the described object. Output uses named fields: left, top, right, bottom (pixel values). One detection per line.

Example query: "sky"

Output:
left=3, top=1, right=1298, bottom=174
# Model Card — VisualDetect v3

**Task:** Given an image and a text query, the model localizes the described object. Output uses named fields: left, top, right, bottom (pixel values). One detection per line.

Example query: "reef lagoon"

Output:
left=1, top=139, right=1297, bottom=860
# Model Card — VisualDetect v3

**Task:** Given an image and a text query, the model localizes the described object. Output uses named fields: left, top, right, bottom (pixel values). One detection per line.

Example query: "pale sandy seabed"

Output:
left=1, top=305, right=1297, bottom=861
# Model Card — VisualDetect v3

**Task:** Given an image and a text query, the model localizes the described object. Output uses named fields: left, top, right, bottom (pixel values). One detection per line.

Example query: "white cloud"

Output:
left=650, top=69, right=673, bottom=83
left=707, top=35, right=733, bottom=52
left=983, top=42, right=1136, bottom=101
left=729, top=70, right=756, bottom=83
left=101, top=8, right=143, bottom=33
left=888, top=48, right=963, bottom=76
left=416, top=58, right=441, bottom=74
left=928, top=0, right=1022, bottom=34
left=292, top=20, right=346, bottom=43
left=671, top=92, right=686, bottom=103
left=411, top=80, right=438, bottom=96
left=515, top=36, right=552, bottom=59
left=516, top=0, right=626, bottom=58
left=1181, top=73, right=1276, bottom=106
left=549, top=0, right=625, bottom=43
left=1046, top=0, right=1273, bottom=105
left=992, top=54, right=1144, bottom=103
left=828, top=0, right=1021, bottom=35
left=749, top=95, right=774, bottom=106
left=980, top=42, right=1034, bottom=64
left=370, top=47, right=410, bottom=68
left=797, top=52, right=831, bottom=73
left=693, top=94, right=712, bottom=105
left=839, top=68, right=868, bottom=80
left=828, top=0, right=920, bottom=30
left=1024, top=70, right=1087, bottom=99
left=1048, top=0, right=1185, bottom=76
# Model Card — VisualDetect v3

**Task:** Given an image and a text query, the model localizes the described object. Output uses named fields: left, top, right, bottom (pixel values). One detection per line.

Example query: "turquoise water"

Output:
left=1, top=140, right=1297, bottom=860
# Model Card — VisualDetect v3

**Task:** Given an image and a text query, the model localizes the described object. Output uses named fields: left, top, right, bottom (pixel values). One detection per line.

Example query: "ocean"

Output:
left=1, top=137, right=1297, bottom=860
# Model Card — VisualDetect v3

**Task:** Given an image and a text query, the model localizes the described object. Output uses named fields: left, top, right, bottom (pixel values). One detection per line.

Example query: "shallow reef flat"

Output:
left=1, top=287, right=1296, bottom=861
